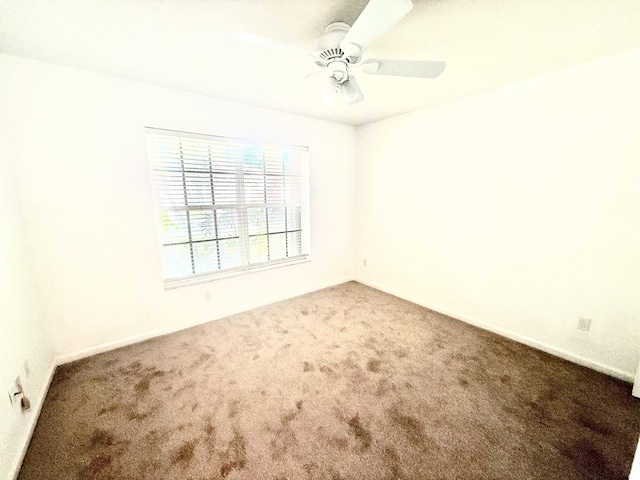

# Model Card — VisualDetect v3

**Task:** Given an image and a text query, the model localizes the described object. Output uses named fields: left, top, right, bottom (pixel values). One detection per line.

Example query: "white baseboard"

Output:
left=56, top=276, right=354, bottom=365
left=10, top=360, right=56, bottom=480
left=354, top=277, right=636, bottom=383
left=57, top=275, right=635, bottom=383
left=55, top=275, right=637, bottom=382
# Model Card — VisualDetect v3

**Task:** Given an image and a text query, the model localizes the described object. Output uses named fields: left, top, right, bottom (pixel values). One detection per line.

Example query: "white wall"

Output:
left=0, top=98, right=56, bottom=478
left=0, top=53, right=356, bottom=362
left=631, top=436, right=640, bottom=480
left=354, top=48, right=640, bottom=379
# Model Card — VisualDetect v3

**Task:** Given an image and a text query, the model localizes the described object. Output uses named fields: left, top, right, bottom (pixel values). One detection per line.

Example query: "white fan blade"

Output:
left=230, top=31, right=316, bottom=60
left=340, top=0, right=413, bottom=57
left=341, top=76, right=364, bottom=105
left=361, top=59, right=446, bottom=78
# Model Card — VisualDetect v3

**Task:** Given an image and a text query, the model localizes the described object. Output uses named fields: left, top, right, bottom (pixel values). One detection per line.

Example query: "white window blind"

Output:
left=145, top=127, right=310, bottom=287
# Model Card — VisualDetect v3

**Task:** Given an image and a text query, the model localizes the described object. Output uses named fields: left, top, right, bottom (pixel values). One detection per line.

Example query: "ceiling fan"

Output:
left=231, top=0, right=445, bottom=105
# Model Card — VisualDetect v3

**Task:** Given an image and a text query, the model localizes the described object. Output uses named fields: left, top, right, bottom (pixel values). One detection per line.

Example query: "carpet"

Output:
left=18, top=281, right=640, bottom=479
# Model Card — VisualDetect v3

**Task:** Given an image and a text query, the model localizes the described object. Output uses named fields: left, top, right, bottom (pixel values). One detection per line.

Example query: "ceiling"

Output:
left=1, top=0, right=639, bottom=126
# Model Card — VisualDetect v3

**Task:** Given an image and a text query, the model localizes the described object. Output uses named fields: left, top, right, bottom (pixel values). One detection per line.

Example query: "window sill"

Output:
left=163, top=256, right=310, bottom=290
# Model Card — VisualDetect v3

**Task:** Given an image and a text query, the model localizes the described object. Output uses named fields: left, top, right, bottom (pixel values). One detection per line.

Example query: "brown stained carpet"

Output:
left=18, top=282, right=640, bottom=480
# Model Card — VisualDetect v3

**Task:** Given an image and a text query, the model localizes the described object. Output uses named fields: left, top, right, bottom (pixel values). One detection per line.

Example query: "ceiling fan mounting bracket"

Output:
left=324, top=21, right=350, bottom=34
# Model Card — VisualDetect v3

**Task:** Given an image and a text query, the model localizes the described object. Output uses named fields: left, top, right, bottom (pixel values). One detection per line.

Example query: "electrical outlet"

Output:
left=24, top=360, right=30, bottom=379
left=363, top=259, right=367, bottom=267
left=577, top=317, right=591, bottom=332
left=8, top=376, right=22, bottom=406
left=204, top=292, right=211, bottom=301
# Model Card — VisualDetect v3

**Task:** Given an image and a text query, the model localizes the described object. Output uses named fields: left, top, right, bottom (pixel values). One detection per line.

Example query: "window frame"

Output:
left=145, top=127, right=311, bottom=289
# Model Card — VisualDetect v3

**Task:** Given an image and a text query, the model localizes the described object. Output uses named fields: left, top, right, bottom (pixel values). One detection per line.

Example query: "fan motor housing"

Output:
left=313, top=22, right=360, bottom=66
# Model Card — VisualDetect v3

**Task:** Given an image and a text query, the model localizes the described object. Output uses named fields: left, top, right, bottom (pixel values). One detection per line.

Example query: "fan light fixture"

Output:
left=341, top=77, right=364, bottom=105
left=320, top=76, right=338, bottom=105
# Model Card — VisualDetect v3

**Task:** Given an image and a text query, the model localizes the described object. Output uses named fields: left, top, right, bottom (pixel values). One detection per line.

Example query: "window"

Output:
left=145, top=128, right=310, bottom=288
